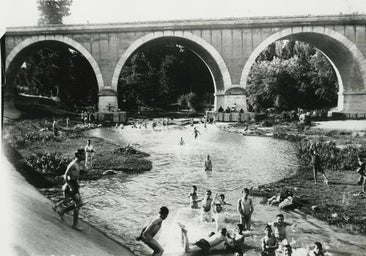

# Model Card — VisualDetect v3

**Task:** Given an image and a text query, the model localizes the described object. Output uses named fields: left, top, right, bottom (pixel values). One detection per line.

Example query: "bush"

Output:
left=298, top=139, right=361, bottom=171
left=26, top=153, right=71, bottom=176
left=177, top=92, right=200, bottom=112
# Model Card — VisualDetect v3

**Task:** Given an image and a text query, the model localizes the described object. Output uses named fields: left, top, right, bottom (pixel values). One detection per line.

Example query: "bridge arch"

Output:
left=5, top=35, right=104, bottom=91
left=111, top=31, right=232, bottom=97
left=240, top=27, right=366, bottom=111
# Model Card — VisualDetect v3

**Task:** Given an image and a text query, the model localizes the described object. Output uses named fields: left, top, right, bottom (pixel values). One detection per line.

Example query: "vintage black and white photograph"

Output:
left=1, top=0, right=366, bottom=255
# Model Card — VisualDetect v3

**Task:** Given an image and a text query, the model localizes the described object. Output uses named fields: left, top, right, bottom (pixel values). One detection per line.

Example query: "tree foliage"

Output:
left=15, top=46, right=98, bottom=109
left=247, top=41, right=338, bottom=112
left=118, top=43, right=214, bottom=111
left=37, top=0, right=73, bottom=25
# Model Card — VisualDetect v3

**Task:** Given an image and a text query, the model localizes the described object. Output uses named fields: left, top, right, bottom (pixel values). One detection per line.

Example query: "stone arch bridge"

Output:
left=3, top=15, right=366, bottom=114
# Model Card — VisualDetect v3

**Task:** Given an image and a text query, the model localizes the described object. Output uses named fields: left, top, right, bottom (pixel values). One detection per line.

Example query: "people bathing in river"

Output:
left=201, top=190, right=214, bottom=222
left=310, top=145, right=329, bottom=185
left=261, top=224, right=278, bottom=256
left=356, top=155, right=366, bottom=195
left=136, top=206, right=169, bottom=256
left=193, top=127, right=201, bottom=139
left=237, top=188, right=254, bottom=230
left=188, top=185, right=202, bottom=209
left=84, top=139, right=95, bottom=169
left=204, top=154, right=212, bottom=171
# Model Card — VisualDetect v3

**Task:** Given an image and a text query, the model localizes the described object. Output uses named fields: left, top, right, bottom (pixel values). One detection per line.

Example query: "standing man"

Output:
left=269, top=214, right=293, bottom=246
left=56, top=149, right=85, bottom=231
left=201, top=190, right=214, bottom=222
left=52, top=118, right=59, bottom=136
left=356, top=155, right=365, bottom=195
left=188, top=185, right=201, bottom=209
left=84, top=139, right=96, bottom=169
left=310, top=146, right=329, bottom=184
left=204, top=154, right=212, bottom=172
left=136, top=206, right=169, bottom=256
left=237, top=188, right=254, bottom=230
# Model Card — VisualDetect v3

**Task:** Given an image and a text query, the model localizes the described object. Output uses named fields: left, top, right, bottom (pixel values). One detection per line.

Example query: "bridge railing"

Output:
left=206, top=111, right=255, bottom=122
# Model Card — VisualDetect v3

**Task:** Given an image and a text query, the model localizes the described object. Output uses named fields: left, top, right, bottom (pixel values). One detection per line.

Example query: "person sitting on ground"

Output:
left=269, top=214, right=293, bottom=245
left=261, top=224, right=278, bottom=256
left=136, top=206, right=169, bottom=256
left=310, top=145, right=329, bottom=185
left=239, top=108, right=244, bottom=113
left=307, top=241, right=325, bottom=256
left=178, top=224, right=232, bottom=254
left=218, top=106, right=224, bottom=112
left=268, top=189, right=294, bottom=207
left=356, top=155, right=365, bottom=195
left=225, top=106, right=231, bottom=113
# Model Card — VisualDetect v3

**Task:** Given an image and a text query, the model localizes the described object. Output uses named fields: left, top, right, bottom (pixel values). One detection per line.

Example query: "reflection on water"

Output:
left=80, top=124, right=365, bottom=256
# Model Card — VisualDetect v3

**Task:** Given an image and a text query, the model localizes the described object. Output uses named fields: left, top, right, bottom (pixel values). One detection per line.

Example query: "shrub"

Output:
left=297, top=139, right=361, bottom=171
left=26, top=153, right=71, bottom=176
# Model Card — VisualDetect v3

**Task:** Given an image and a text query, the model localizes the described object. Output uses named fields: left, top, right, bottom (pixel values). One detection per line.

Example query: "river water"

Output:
left=80, top=123, right=366, bottom=256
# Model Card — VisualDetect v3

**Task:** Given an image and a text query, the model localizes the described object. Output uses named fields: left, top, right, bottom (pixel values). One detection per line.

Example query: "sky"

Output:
left=1, top=0, right=365, bottom=30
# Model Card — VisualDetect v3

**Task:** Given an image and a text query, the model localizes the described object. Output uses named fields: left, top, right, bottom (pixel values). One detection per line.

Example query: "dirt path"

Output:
left=1, top=154, right=134, bottom=256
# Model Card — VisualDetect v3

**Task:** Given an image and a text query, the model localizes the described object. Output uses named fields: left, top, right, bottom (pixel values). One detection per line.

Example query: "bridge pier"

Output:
left=98, top=89, right=118, bottom=112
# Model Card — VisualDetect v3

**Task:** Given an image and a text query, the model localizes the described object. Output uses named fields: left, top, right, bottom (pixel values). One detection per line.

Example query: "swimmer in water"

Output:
left=178, top=224, right=232, bottom=254
left=205, top=154, right=212, bottom=172
left=179, top=137, right=185, bottom=146
left=193, top=127, right=201, bottom=139
left=261, top=224, right=278, bottom=256
left=188, top=185, right=202, bottom=209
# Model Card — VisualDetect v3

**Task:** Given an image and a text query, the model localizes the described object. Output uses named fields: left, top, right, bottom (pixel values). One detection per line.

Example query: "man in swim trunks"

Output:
left=237, top=188, right=254, bottom=230
left=269, top=214, right=293, bottom=245
left=55, top=148, right=85, bottom=231
left=205, top=154, right=212, bottom=172
left=137, top=206, right=169, bottom=256
left=84, top=139, right=96, bottom=169
left=188, top=185, right=202, bottom=209
left=201, top=190, right=214, bottom=222
left=178, top=224, right=232, bottom=253
left=261, top=224, right=278, bottom=256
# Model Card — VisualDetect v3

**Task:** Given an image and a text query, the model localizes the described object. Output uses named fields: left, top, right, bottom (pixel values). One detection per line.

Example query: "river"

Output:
left=80, top=123, right=365, bottom=256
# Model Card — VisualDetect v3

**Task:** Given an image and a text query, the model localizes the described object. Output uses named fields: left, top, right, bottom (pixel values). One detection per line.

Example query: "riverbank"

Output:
left=1, top=154, right=134, bottom=256
left=221, top=120, right=366, bottom=235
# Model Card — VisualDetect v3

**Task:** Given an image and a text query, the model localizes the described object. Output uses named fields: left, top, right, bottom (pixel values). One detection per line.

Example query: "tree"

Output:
left=247, top=40, right=338, bottom=112
left=37, top=0, right=73, bottom=25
